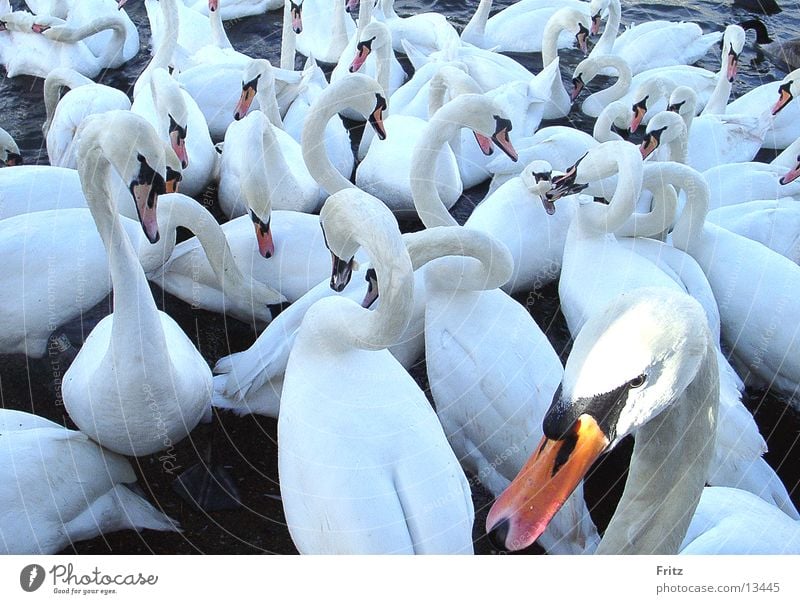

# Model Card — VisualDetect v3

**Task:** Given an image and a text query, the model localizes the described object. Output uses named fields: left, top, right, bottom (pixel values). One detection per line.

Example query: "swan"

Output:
left=331, top=20, right=406, bottom=119
left=680, top=486, right=800, bottom=554
left=416, top=222, right=599, bottom=555
left=360, top=92, right=515, bottom=216
left=61, top=111, right=211, bottom=457
left=301, top=73, right=387, bottom=195
left=218, top=109, right=324, bottom=218
left=639, top=93, right=771, bottom=172
left=0, top=126, right=22, bottom=166
left=486, top=286, right=719, bottom=554
left=292, top=0, right=355, bottom=64
left=588, top=0, right=722, bottom=76
left=373, top=0, right=459, bottom=55
left=36, top=12, right=131, bottom=74
left=706, top=198, right=800, bottom=265
left=726, top=66, right=800, bottom=149
left=132, top=67, right=218, bottom=197
left=29, top=0, right=138, bottom=65
left=145, top=0, right=214, bottom=62
left=570, top=54, right=717, bottom=120
left=42, top=67, right=131, bottom=169
left=0, top=409, right=178, bottom=554
left=461, top=0, right=592, bottom=54
left=179, top=0, right=282, bottom=19
left=279, top=188, right=474, bottom=554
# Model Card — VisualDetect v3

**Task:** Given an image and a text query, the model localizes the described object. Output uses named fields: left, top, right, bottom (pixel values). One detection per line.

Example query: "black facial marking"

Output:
left=356, top=37, right=376, bottom=53
left=532, top=170, right=552, bottom=184
left=168, top=114, right=187, bottom=140
left=543, top=381, right=632, bottom=445
left=667, top=100, right=685, bottom=113
left=552, top=428, right=579, bottom=477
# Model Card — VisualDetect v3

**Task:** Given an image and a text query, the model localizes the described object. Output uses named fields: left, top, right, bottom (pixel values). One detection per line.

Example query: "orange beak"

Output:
left=772, top=83, right=793, bottom=116
left=485, top=414, right=609, bottom=551
left=630, top=103, right=647, bottom=132
left=640, top=133, right=660, bottom=160
left=234, top=85, right=257, bottom=121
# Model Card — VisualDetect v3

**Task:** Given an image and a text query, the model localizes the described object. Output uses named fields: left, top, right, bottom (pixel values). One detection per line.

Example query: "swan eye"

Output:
left=628, top=374, right=646, bottom=389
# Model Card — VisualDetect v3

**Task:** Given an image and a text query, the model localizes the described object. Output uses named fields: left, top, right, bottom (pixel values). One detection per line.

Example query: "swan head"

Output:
left=486, top=287, right=711, bottom=551
left=208, top=0, right=219, bottom=12
left=164, top=148, right=183, bottom=194
left=361, top=267, right=379, bottom=308
left=349, top=22, right=390, bottom=73
left=150, top=69, right=190, bottom=169
left=289, top=1, right=303, bottom=35
left=234, top=59, right=275, bottom=120
left=588, top=0, right=611, bottom=36
left=345, top=0, right=360, bottom=15
left=772, top=68, right=800, bottom=115
left=629, top=77, right=675, bottom=132
left=722, top=24, right=745, bottom=83
left=520, top=160, right=560, bottom=215
left=666, top=86, right=697, bottom=120
left=0, top=128, right=22, bottom=167
left=569, top=57, right=611, bottom=104
left=779, top=155, right=800, bottom=185
left=594, top=100, right=633, bottom=142
left=77, top=111, right=168, bottom=244
left=546, top=8, right=591, bottom=56
left=639, top=111, right=685, bottom=161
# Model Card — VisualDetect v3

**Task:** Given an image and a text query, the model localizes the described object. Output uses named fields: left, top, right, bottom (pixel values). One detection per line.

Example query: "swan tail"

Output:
left=64, top=485, right=180, bottom=545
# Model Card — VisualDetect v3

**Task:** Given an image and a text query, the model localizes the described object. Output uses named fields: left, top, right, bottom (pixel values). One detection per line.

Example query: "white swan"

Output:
left=0, top=409, right=178, bottom=554
left=486, top=286, right=718, bottom=554
left=30, top=0, right=138, bottom=65
left=570, top=54, right=718, bottom=120
left=62, top=111, right=211, bottom=457
left=145, top=0, right=214, bottom=62
left=36, top=12, right=131, bottom=74
left=219, top=109, right=324, bottom=217
left=180, top=0, right=282, bottom=19
left=301, top=73, right=386, bottom=195
left=639, top=94, right=770, bottom=172
left=278, top=188, right=474, bottom=554
left=0, top=126, right=22, bottom=166
left=374, top=0, right=459, bottom=55
left=331, top=19, right=406, bottom=119
left=42, top=67, right=131, bottom=169
left=588, top=0, right=722, bottom=76
left=417, top=223, right=599, bottom=555
left=292, top=0, right=355, bottom=64
left=727, top=66, right=800, bottom=150
left=132, top=67, right=218, bottom=196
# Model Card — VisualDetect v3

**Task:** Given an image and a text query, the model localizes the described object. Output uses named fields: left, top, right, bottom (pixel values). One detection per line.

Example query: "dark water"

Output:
left=1, top=0, right=799, bottom=554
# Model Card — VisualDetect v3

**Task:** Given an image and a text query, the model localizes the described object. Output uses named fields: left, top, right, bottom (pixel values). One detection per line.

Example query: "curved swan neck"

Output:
left=662, top=163, right=709, bottom=256
left=322, top=192, right=413, bottom=351
left=586, top=57, right=631, bottom=108
left=577, top=143, right=643, bottom=234
left=42, top=68, right=93, bottom=136
left=591, top=0, right=621, bottom=56
left=411, top=96, right=493, bottom=228
left=280, top=0, right=296, bottom=70
left=701, top=43, right=733, bottom=116
left=615, top=165, right=678, bottom=238
left=596, top=338, right=717, bottom=554
left=542, top=10, right=583, bottom=67
left=379, top=0, right=399, bottom=20
left=254, top=65, right=284, bottom=128
left=301, top=84, right=358, bottom=195
left=404, top=226, right=514, bottom=292
left=249, top=114, right=294, bottom=216
left=427, top=65, right=479, bottom=116
left=137, top=0, right=179, bottom=97
left=357, top=0, right=373, bottom=27
left=593, top=102, right=629, bottom=142
left=462, top=0, right=491, bottom=43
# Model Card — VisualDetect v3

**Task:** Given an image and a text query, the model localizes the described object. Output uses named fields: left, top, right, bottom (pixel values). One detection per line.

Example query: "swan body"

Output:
left=374, top=0, right=459, bottom=55
left=680, top=487, right=800, bottom=554
left=62, top=111, right=211, bottom=457
left=292, top=0, right=355, bottom=64
left=706, top=199, right=800, bottom=264
left=181, top=0, right=282, bottom=20
left=702, top=160, right=800, bottom=210
left=0, top=409, right=178, bottom=554
left=145, top=0, right=213, bottom=61
left=279, top=189, right=474, bottom=554
left=42, top=68, right=131, bottom=169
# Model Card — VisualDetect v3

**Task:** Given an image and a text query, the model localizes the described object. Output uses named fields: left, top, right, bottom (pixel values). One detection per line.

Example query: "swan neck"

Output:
left=541, top=14, right=566, bottom=67
left=301, top=90, right=355, bottom=195
left=616, top=166, right=678, bottom=238
left=578, top=150, right=642, bottom=234
left=256, top=76, right=284, bottom=128
left=138, top=0, right=179, bottom=95
left=587, top=58, right=630, bottom=108
left=596, top=339, right=717, bottom=554
left=593, top=0, right=621, bottom=55
left=410, top=110, right=460, bottom=228
left=209, top=3, right=232, bottom=49
left=380, top=0, right=399, bottom=20
left=42, top=69, right=92, bottom=136
left=701, top=65, right=732, bottom=116
left=327, top=1, right=350, bottom=60
left=668, top=164, right=709, bottom=256
left=280, top=1, right=296, bottom=70
left=462, top=0, right=492, bottom=41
